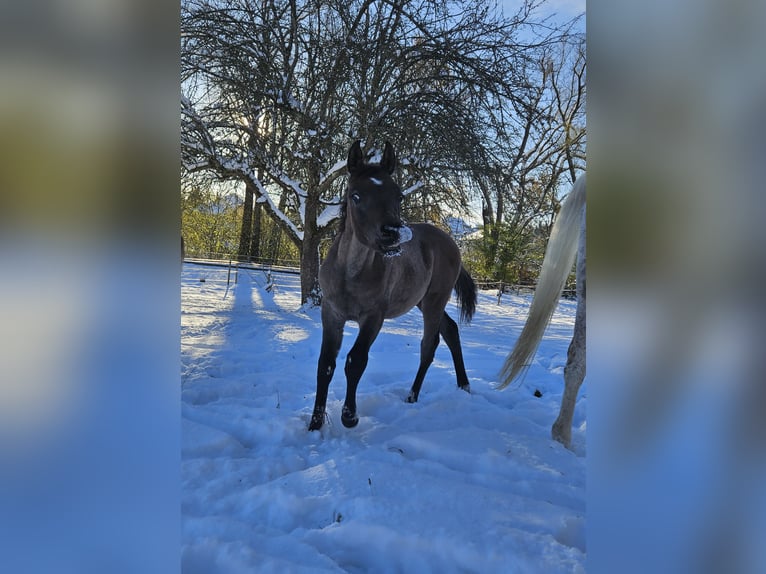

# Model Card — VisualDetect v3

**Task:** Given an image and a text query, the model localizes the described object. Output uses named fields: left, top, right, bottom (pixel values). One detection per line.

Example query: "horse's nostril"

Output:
left=381, top=225, right=400, bottom=237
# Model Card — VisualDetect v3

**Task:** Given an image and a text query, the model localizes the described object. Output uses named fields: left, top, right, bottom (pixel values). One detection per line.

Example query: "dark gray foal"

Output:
left=308, top=141, right=476, bottom=431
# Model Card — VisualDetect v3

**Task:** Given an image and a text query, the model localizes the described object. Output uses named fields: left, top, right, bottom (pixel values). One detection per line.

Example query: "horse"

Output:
left=497, top=175, right=586, bottom=449
left=308, top=141, right=477, bottom=431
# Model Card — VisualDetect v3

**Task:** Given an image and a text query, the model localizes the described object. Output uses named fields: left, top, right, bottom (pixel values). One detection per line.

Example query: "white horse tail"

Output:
left=497, top=175, right=586, bottom=389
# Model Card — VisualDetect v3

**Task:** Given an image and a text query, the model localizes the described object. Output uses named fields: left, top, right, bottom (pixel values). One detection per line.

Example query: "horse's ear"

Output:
left=347, top=140, right=363, bottom=174
left=381, top=141, right=396, bottom=174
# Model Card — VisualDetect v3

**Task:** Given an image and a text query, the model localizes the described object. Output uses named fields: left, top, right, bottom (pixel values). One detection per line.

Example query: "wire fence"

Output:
left=475, top=280, right=577, bottom=300
left=182, top=254, right=576, bottom=299
left=183, top=250, right=300, bottom=273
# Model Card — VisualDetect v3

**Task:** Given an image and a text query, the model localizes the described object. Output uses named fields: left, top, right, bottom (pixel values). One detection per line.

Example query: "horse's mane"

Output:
left=336, top=194, right=348, bottom=235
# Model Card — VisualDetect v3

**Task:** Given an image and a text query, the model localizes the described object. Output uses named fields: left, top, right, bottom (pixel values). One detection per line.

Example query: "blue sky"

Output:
left=500, top=0, right=585, bottom=28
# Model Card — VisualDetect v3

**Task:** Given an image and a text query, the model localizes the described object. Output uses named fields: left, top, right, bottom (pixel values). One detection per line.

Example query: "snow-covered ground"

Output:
left=181, top=262, right=585, bottom=573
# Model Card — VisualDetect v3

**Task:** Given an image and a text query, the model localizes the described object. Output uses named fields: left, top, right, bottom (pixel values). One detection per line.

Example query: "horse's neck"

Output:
left=336, top=228, right=378, bottom=277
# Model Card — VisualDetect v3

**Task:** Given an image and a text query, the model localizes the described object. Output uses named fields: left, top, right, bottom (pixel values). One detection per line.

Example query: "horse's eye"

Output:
left=351, top=193, right=360, bottom=204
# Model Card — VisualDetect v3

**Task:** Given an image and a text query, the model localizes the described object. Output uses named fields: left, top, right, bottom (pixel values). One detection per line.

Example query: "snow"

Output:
left=249, top=176, right=304, bottom=241
left=316, top=203, right=343, bottom=229
left=182, top=263, right=585, bottom=573
left=319, top=160, right=348, bottom=187
left=403, top=181, right=424, bottom=196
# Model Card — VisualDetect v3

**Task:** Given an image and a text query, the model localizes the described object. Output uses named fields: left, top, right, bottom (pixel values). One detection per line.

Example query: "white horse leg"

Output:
left=552, top=208, right=586, bottom=449
left=552, top=297, right=585, bottom=447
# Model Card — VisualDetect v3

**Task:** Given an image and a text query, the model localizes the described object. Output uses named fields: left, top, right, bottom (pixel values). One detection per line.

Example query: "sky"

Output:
left=500, top=0, right=585, bottom=27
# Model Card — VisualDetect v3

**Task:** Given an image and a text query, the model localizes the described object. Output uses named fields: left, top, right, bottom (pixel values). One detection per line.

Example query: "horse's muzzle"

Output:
left=379, top=224, right=412, bottom=256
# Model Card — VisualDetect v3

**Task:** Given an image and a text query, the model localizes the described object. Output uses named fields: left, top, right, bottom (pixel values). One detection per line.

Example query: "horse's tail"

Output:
left=454, top=266, right=477, bottom=324
left=497, top=175, right=586, bottom=389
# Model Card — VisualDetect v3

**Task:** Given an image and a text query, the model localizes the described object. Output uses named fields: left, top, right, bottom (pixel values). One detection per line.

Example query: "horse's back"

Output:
left=409, top=222, right=462, bottom=273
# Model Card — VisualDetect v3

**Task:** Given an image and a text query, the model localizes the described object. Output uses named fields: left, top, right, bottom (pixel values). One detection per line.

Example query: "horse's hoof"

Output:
left=308, top=420, right=322, bottom=431
left=341, top=412, right=359, bottom=428
left=341, top=415, right=358, bottom=428
left=406, top=392, right=418, bottom=403
left=341, top=406, right=358, bottom=428
left=551, top=422, right=572, bottom=449
left=308, top=412, right=324, bottom=431
left=459, top=383, right=471, bottom=394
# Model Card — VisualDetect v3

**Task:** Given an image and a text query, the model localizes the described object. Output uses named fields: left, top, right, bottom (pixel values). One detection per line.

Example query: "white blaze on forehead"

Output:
left=369, top=177, right=383, bottom=185
left=398, top=225, right=413, bottom=244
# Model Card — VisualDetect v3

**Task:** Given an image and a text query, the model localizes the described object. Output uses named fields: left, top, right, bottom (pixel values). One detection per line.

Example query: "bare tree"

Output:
left=181, top=0, right=550, bottom=303
left=550, top=34, right=587, bottom=184
left=476, top=26, right=586, bottom=280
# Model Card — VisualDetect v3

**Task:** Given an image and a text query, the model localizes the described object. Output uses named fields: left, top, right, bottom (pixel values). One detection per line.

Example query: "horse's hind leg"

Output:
left=552, top=285, right=586, bottom=448
left=341, top=314, right=384, bottom=428
left=309, top=307, right=344, bottom=431
left=553, top=221, right=586, bottom=448
left=406, top=302, right=443, bottom=403
left=439, top=312, right=470, bottom=393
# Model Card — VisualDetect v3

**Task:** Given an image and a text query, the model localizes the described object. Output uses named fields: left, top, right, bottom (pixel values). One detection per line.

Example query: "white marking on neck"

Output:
left=370, top=177, right=383, bottom=185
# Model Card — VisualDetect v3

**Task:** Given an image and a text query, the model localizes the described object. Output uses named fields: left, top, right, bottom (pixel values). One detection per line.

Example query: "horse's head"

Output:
left=344, top=140, right=412, bottom=257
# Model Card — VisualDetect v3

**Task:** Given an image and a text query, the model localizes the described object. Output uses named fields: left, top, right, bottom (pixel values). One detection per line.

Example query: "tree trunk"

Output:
left=250, top=200, right=262, bottom=261
left=485, top=188, right=504, bottom=275
left=300, top=172, right=322, bottom=305
left=300, top=227, right=322, bottom=305
left=265, top=190, right=289, bottom=264
left=238, top=182, right=254, bottom=261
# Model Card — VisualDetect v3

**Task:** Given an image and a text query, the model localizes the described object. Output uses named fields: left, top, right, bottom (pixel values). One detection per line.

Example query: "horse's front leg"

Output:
left=341, top=314, right=384, bottom=428
left=309, top=307, right=344, bottom=431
